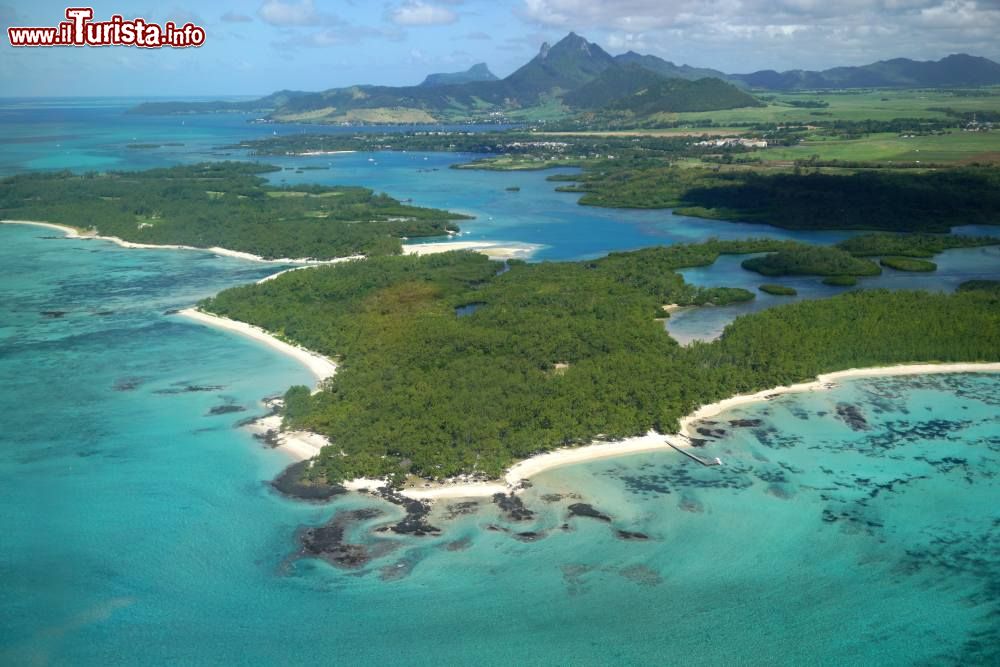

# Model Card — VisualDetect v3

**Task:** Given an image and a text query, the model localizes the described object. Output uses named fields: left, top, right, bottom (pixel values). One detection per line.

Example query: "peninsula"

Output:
left=0, top=163, right=466, bottom=260
left=198, top=246, right=1000, bottom=490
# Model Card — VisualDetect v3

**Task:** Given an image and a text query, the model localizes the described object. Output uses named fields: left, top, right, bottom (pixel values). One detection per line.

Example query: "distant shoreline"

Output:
left=1, top=219, right=364, bottom=265
left=295, top=150, right=357, bottom=156
left=2, top=219, right=540, bottom=263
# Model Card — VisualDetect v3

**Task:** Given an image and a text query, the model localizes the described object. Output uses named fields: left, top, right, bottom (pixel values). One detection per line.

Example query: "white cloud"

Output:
left=517, top=0, right=1000, bottom=70
left=258, top=0, right=332, bottom=27
left=388, top=1, right=458, bottom=27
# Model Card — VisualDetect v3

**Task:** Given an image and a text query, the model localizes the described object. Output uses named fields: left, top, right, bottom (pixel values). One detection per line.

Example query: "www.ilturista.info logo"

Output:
left=7, top=7, right=206, bottom=48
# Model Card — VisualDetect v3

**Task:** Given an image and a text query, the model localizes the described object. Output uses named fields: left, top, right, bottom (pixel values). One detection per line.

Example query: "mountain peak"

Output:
left=551, top=31, right=594, bottom=54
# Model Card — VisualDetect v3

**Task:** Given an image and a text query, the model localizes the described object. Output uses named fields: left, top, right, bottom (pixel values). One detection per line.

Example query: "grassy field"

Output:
left=668, top=87, right=1000, bottom=125
left=758, top=130, right=1000, bottom=164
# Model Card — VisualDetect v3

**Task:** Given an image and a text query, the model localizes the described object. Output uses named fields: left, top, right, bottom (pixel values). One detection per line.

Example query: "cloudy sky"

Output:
left=2, top=0, right=999, bottom=97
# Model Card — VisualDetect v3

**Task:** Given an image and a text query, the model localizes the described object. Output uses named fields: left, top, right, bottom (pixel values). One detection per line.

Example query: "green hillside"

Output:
left=565, top=64, right=762, bottom=113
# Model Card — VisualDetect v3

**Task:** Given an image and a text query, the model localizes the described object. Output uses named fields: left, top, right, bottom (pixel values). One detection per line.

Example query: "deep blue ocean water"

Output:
left=1, top=98, right=999, bottom=664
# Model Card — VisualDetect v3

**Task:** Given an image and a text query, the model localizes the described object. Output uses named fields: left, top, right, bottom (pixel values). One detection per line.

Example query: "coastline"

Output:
left=1, top=219, right=364, bottom=265
left=177, top=308, right=337, bottom=383
left=676, top=362, right=1000, bottom=438
left=16, top=221, right=994, bottom=500
left=176, top=308, right=338, bottom=461
left=390, top=361, right=1000, bottom=500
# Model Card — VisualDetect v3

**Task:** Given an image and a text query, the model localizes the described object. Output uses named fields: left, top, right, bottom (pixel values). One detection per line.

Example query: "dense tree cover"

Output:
left=0, top=163, right=465, bottom=259
left=201, top=245, right=1000, bottom=486
left=881, top=256, right=937, bottom=272
left=681, top=170, right=1000, bottom=231
left=836, top=233, right=1000, bottom=257
left=958, top=280, right=1000, bottom=293
left=561, top=165, right=1000, bottom=232
left=742, top=246, right=881, bottom=277
left=759, top=284, right=798, bottom=295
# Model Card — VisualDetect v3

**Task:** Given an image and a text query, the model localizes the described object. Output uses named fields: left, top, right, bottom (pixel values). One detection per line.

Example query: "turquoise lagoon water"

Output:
left=2, top=98, right=999, bottom=664
left=1, top=224, right=997, bottom=664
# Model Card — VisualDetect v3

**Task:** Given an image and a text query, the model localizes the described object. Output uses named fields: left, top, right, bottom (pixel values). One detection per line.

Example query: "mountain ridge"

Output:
left=733, top=53, right=1000, bottom=90
left=129, top=34, right=1000, bottom=123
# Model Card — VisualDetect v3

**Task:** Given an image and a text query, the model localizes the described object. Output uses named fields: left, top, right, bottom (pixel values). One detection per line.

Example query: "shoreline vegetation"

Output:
left=181, top=302, right=1000, bottom=500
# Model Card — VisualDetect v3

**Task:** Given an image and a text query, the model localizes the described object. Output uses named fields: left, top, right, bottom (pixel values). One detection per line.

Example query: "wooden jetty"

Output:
left=667, top=437, right=723, bottom=466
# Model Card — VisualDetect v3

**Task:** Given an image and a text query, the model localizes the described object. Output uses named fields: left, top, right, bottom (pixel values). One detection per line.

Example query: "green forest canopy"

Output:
left=559, top=165, right=1000, bottom=232
left=0, top=163, right=465, bottom=259
left=201, top=244, right=1000, bottom=486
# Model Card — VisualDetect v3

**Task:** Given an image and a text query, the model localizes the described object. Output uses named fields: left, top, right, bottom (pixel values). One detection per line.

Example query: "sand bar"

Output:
left=403, top=240, right=543, bottom=260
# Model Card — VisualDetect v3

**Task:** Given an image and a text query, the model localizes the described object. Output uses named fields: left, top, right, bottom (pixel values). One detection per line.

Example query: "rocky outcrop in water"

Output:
left=567, top=503, right=612, bottom=522
left=271, top=461, right=345, bottom=501
left=207, top=404, right=246, bottom=416
left=492, top=492, right=535, bottom=521
left=378, top=488, right=440, bottom=536
left=299, top=508, right=385, bottom=568
left=615, top=530, right=649, bottom=540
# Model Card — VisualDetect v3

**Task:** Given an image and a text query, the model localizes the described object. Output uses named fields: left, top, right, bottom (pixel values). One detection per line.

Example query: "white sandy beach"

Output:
left=402, top=240, right=543, bottom=260
left=177, top=308, right=340, bottom=461
left=296, top=150, right=357, bottom=156
left=677, top=362, right=1000, bottom=437
left=178, top=308, right=337, bottom=383
left=244, top=413, right=331, bottom=460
